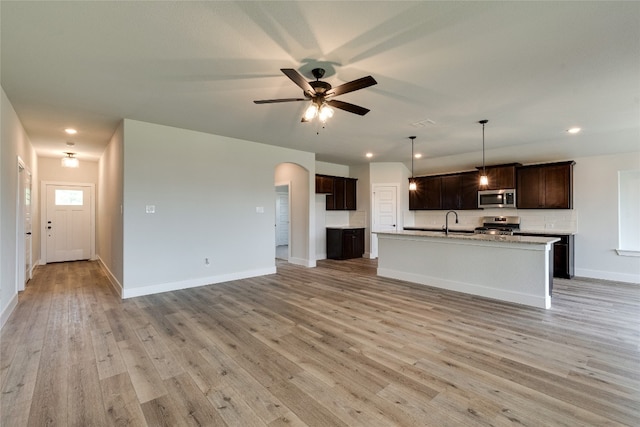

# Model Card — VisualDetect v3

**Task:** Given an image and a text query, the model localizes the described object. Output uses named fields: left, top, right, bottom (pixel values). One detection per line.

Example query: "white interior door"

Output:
left=372, top=185, right=398, bottom=258
left=17, top=160, right=32, bottom=291
left=46, top=184, right=92, bottom=263
left=24, top=166, right=32, bottom=284
left=275, top=191, right=289, bottom=246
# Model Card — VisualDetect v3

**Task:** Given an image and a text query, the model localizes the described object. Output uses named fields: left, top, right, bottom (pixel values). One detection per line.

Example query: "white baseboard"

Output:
left=574, top=268, right=640, bottom=284
left=96, top=256, right=123, bottom=298
left=289, top=257, right=316, bottom=268
left=0, top=293, right=19, bottom=330
left=121, top=266, right=277, bottom=299
left=316, top=252, right=327, bottom=261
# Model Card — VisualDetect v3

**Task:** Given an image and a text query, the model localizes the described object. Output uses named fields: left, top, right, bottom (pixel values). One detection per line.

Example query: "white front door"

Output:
left=46, top=184, right=92, bottom=263
left=372, top=185, right=398, bottom=258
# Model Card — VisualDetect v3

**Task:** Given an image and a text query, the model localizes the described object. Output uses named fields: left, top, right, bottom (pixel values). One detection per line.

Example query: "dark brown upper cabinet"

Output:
left=409, top=175, right=442, bottom=210
left=315, top=174, right=334, bottom=194
left=316, top=174, right=357, bottom=211
left=477, top=163, right=521, bottom=190
left=517, top=161, right=574, bottom=209
left=410, top=171, right=478, bottom=210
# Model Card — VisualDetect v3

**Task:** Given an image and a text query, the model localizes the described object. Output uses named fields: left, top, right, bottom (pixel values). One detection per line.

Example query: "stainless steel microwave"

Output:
left=478, top=189, right=516, bottom=208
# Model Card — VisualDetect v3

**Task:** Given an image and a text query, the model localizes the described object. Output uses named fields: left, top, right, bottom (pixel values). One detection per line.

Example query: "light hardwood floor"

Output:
left=1, top=259, right=638, bottom=426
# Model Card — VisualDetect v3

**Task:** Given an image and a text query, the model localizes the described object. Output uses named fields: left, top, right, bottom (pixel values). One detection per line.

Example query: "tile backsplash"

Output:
left=410, top=209, right=578, bottom=233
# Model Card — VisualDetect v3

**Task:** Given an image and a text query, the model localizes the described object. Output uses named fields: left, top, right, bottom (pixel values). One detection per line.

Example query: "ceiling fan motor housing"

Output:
left=306, top=80, right=332, bottom=98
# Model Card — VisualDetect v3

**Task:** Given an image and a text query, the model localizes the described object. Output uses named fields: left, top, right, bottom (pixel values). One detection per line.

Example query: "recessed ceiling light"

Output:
left=414, top=153, right=422, bottom=159
left=567, top=127, right=581, bottom=134
left=65, top=128, right=77, bottom=135
left=365, top=152, right=373, bottom=158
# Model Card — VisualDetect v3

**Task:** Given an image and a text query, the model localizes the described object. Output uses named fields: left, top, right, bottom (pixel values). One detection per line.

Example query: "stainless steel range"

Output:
left=474, top=216, right=520, bottom=235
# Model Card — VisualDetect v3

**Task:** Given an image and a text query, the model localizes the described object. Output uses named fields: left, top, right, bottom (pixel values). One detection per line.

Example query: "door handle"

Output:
left=47, top=226, right=52, bottom=229
left=26, top=232, right=32, bottom=235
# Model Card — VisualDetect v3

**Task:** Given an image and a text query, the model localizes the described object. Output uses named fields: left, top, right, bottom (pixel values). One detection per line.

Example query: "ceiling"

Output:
left=2, top=1, right=639, bottom=175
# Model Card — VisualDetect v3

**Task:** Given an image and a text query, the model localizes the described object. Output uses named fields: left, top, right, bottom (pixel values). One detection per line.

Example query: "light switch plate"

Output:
left=256, top=206, right=264, bottom=213
left=146, top=205, right=156, bottom=214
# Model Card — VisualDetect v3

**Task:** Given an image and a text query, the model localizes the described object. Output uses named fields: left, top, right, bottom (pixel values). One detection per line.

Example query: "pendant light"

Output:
left=478, top=120, right=489, bottom=186
left=409, top=136, right=417, bottom=191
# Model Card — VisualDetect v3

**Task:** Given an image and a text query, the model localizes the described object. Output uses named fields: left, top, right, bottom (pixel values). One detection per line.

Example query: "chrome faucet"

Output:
left=445, top=210, right=459, bottom=235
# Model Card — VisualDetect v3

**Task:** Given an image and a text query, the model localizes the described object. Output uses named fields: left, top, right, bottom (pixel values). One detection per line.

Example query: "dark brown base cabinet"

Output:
left=327, top=227, right=364, bottom=260
left=516, top=233, right=575, bottom=279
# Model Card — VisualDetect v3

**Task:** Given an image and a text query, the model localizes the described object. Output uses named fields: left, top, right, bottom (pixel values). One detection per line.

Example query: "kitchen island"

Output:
left=375, top=230, right=559, bottom=309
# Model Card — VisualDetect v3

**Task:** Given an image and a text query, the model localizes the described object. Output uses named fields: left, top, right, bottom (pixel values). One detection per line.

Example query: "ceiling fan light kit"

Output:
left=254, top=67, right=377, bottom=124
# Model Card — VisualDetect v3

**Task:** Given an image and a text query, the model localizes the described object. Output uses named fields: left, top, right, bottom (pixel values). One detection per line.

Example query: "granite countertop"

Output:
left=404, top=226, right=576, bottom=235
left=378, top=230, right=560, bottom=245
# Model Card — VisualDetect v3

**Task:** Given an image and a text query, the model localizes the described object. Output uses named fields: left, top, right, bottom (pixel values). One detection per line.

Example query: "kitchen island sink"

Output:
left=375, top=230, right=559, bottom=309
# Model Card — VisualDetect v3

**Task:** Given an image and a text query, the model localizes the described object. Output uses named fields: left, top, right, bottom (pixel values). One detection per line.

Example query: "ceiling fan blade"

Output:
left=326, top=99, right=370, bottom=116
left=253, top=98, right=306, bottom=104
left=281, top=68, right=315, bottom=96
left=327, top=75, right=377, bottom=97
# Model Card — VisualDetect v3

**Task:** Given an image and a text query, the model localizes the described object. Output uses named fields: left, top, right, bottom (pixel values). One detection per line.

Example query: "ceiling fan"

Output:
left=254, top=68, right=377, bottom=122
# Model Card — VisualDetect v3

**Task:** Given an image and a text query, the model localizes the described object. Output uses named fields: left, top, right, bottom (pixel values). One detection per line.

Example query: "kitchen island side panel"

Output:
left=376, top=234, right=553, bottom=309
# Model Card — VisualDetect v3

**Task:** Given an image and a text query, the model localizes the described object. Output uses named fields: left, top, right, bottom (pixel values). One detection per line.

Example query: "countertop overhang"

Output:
left=377, top=230, right=560, bottom=246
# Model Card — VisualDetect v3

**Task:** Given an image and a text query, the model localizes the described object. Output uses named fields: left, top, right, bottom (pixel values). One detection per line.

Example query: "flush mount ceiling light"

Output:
left=64, top=128, right=77, bottom=135
left=567, top=127, right=581, bottom=134
left=478, top=119, right=489, bottom=186
left=409, top=136, right=417, bottom=191
left=61, top=152, right=79, bottom=168
left=365, top=152, right=373, bottom=158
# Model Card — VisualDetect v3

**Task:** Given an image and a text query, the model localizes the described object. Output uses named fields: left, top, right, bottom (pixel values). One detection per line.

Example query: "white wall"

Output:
left=573, top=152, right=640, bottom=282
left=350, top=164, right=371, bottom=257
left=314, top=161, right=349, bottom=259
left=120, top=119, right=315, bottom=297
left=97, top=121, right=124, bottom=293
left=371, top=162, right=411, bottom=230
left=275, top=163, right=313, bottom=267
left=38, top=156, right=99, bottom=184
left=1, top=88, right=39, bottom=327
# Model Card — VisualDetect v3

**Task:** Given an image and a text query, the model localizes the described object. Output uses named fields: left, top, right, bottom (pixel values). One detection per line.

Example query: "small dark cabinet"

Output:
left=460, top=171, right=479, bottom=209
left=316, top=175, right=358, bottom=211
left=409, top=176, right=442, bottom=210
left=478, top=163, right=520, bottom=190
left=441, top=174, right=461, bottom=210
left=315, top=175, right=334, bottom=193
left=327, top=227, right=364, bottom=260
left=517, top=161, right=574, bottom=209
